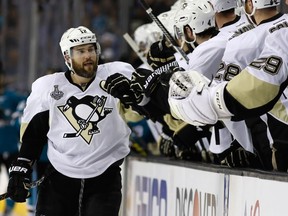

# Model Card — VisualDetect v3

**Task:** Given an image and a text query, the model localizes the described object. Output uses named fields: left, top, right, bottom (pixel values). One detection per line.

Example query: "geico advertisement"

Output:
left=124, top=160, right=225, bottom=216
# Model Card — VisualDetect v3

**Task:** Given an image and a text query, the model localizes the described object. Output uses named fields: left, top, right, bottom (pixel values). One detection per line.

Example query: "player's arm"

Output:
left=168, top=62, right=287, bottom=126
left=8, top=112, right=49, bottom=202
left=7, top=78, right=50, bottom=202
left=224, top=68, right=285, bottom=119
left=18, top=77, right=51, bottom=161
left=225, top=28, right=288, bottom=119
left=19, top=111, right=49, bottom=160
left=168, top=30, right=288, bottom=125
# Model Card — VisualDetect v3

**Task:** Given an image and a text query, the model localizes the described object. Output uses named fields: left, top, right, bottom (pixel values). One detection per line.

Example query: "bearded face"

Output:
left=70, top=44, right=99, bottom=78
left=71, top=57, right=98, bottom=78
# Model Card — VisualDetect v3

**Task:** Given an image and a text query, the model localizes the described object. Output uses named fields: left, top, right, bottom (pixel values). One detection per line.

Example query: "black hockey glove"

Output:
left=147, top=39, right=178, bottom=70
left=131, top=66, right=181, bottom=98
left=173, top=124, right=210, bottom=161
left=131, top=68, right=160, bottom=97
left=217, top=141, right=256, bottom=168
left=101, top=73, right=146, bottom=107
left=158, top=133, right=176, bottom=157
left=7, top=158, right=32, bottom=202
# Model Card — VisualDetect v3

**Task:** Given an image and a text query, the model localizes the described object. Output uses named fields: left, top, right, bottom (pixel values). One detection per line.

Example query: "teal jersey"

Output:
left=0, top=89, right=26, bottom=153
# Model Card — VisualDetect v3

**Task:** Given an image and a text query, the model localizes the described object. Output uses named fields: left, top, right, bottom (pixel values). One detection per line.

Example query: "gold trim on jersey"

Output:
left=20, top=123, right=28, bottom=144
left=118, top=103, right=143, bottom=123
left=227, top=69, right=279, bottom=109
left=269, top=100, right=288, bottom=124
left=163, top=114, right=187, bottom=134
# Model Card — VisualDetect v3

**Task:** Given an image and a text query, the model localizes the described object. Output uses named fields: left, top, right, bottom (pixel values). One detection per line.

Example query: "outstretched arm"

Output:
left=168, top=28, right=288, bottom=125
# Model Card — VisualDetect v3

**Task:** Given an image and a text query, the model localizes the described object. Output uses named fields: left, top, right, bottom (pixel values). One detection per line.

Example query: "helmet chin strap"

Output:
left=244, top=4, right=257, bottom=25
left=185, top=32, right=197, bottom=45
left=64, top=50, right=75, bottom=73
left=66, top=60, right=76, bottom=74
left=184, top=26, right=197, bottom=46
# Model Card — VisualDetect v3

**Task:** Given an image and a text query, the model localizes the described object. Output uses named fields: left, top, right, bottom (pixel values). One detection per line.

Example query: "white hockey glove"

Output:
left=168, top=70, right=232, bottom=126
left=169, top=70, right=210, bottom=99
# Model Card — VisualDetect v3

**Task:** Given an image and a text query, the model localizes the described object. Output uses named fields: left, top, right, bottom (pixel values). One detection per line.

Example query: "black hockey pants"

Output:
left=35, top=159, right=123, bottom=216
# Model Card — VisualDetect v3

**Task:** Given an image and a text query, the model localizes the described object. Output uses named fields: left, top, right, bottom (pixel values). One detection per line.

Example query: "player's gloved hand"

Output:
left=131, top=68, right=165, bottom=97
left=101, top=73, right=149, bottom=106
left=218, top=141, right=255, bottom=168
left=168, top=70, right=230, bottom=126
left=130, top=68, right=156, bottom=97
left=131, top=66, right=182, bottom=98
left=7, top=158, right=32, bottom=202
left=147, top=39, right=177, bottom=70
left=172, top=124, right=210, bottom=161
left=169, top=70, right=210, bottom=99
left=158, top=133, right=176, bottom=157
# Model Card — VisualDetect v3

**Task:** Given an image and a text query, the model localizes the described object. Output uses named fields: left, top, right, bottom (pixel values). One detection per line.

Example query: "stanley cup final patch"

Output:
left=50, top=85, right=64, bottom=100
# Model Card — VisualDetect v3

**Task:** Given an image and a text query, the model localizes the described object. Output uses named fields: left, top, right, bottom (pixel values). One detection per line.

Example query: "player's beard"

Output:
left=72, top=59, right=98, bottom=79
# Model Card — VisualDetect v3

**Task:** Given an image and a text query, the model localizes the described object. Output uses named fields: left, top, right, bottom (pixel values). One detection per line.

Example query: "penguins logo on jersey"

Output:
left=58, top=95, right=112, bottom=144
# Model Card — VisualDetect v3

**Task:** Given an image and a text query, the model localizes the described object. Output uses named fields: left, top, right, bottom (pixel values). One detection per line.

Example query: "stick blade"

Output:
left=63, top=133, right=77, bottom=138
left=0, top=193, right=8, bottom=201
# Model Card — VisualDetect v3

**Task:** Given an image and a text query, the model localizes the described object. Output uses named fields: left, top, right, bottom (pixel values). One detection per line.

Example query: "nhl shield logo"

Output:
left=50, top=85, right=64, bottom=100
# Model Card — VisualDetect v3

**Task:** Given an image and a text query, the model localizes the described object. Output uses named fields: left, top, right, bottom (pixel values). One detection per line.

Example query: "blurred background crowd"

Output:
left=0, top=0, right=287, bottom=90
left=0, top=0, right=175, bottom=92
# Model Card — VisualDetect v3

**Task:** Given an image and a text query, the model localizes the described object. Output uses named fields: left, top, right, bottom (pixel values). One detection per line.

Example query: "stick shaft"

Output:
left=123, top=33, right=152, bottom=69
left=0, top=176, right=45, bottom=201
left=138, top=0, right=189, bottom=64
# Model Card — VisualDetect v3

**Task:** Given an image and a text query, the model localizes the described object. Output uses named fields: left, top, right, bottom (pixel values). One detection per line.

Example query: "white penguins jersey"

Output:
left=220, top=14, right=254, bottom=39
left=21, top=61, right=134, bottom=178
left=186, top=32, right=227, bottom=80
left=174, top=15, right=253, bottom=73
left=214, top=13, right=288, bottom=83
left=226, top=28, right=288, bottom=121
left=174, top=52, right=190, bottom=70
left=214, top=13, right=288, bottom=144
left=186, top=15, right=255, bottom=153
left=168, top=29, right=288, bottom=133
left=187, top=15, right=253, bottom=80
left=210, top=13, right=288, bottom=153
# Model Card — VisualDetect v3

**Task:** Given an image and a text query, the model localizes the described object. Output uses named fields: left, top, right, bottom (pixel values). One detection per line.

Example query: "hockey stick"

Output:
left=0, top=176, right=45, bottom=201
left=63, top=96, right=104, bottom=138
left=138, top=0, right=189, bottom=64
left=123, top=33, right=152, bottom=70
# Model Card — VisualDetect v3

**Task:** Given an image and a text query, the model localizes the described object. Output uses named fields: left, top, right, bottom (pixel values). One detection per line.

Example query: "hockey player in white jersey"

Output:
left=172, top=0, right=219, bottom=76
left=171, top=0, right=254, bottom=75
left=173, top=0, right=260, bottom=167
left=211, top=0, right=287, bottom=170
left=6, top=26, right=138, bottom=215
left=197, top=0, right=258, bottom=167
left=214, top=0, right=284, bottom=83
left=210, top=0, right=254, bottom=30
left=168, top=27, right=288, bottom=169
left=170, top=0, right=254, bottom=73
left=106, top=0, right=254, bottom=162
left=133, top=22, right=162, bottom=69
left=135, top=8, right=210, bottom=160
